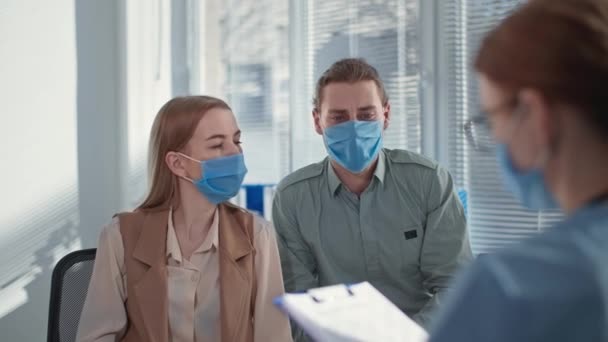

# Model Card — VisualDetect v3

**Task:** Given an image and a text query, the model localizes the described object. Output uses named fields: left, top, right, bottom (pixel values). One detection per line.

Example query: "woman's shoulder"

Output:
left=100, top=216, right=122, bottom=240
left=95, top=217, right=125, bottom=258
left=113, top=207, right=170, bottom=238
left=112, top=209, right=150, bottom=227
left=251, top=212, right=273, bottom=236
left=101, top=209, right=148, bottom=245
left=238, top=206, right=275, bottom=238
left=220, top=203, right=277, bottom=247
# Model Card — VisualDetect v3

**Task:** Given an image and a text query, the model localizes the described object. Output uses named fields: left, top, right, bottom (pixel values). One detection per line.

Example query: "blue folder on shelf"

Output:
left=274, top=282, right=428, bottom=342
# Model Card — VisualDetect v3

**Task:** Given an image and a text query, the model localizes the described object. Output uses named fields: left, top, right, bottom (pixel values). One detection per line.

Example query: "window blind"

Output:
left=0, top=1, right=80, bottom=325
left=123, top=0, right=173, bottom=209
left=441, top=0, right=563, bottom=254
left=291, top=0, right=422, bottom=170
left=219, top=0, right=291, bottom=184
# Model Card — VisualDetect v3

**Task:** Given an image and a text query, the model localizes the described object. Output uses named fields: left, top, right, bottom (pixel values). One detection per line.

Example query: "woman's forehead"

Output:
left=479, top=74, right=508, bottom=106
left=191, top=108, right=239, bottom=139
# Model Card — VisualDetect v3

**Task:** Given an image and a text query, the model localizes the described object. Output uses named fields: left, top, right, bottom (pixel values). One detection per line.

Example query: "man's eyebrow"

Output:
left=357, top=106, right=376, bottom=112
left=328, top=109, right=349, bottom=115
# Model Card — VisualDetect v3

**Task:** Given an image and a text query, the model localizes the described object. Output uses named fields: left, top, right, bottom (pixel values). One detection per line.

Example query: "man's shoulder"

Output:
left=384, top=148, right=438, bottom=170
left=276, top=158, right=327, bottom=193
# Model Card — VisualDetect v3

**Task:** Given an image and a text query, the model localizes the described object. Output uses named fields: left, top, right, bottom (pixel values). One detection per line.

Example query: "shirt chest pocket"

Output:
left=378, top=223, right=423, bottom=273
left=389, top=226, right=424, bottom=275
left=400, top=225, right=423, bottom=266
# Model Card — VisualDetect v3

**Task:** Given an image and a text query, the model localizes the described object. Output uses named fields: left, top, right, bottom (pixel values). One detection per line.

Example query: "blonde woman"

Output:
left=77, top=96, right=292, bottom=342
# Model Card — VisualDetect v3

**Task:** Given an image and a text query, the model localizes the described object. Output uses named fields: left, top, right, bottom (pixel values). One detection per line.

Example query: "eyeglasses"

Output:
left=464, top=98, right=518, bottom=152
left=464, top=114, right=494, bottom=152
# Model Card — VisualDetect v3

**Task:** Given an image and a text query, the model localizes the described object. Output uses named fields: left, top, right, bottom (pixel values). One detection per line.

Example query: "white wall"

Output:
left=0, top=0, right=124, bottom=340
left=122, top=0, right=173, bottom=210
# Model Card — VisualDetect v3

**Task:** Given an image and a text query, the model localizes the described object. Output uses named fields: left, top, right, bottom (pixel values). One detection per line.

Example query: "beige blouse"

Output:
left=76, top=209, right=292, bottom=342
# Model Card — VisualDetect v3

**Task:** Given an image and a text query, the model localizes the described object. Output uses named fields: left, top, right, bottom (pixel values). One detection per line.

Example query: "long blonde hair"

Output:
left=137, top=96, right=231, bottom=210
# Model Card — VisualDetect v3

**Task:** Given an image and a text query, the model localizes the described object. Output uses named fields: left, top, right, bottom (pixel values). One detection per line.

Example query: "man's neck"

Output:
left=331, top=158, right=378, bottom=196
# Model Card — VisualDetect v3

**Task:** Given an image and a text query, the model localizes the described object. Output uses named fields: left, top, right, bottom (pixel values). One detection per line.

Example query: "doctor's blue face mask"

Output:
left=178, top=153, right=248, bottom=204
left=322, top=120, right=384, bottom=173
left=494, top=107, right=558, bottom=210
left=496, top=144, right=558, bottom=210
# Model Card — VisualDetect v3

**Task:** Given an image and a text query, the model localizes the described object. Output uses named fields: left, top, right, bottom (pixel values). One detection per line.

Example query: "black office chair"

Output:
left=47, top=248, right=96, bottom=342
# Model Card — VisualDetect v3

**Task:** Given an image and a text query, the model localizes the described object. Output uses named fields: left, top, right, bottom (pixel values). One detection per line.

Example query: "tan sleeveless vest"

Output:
left=115, top=203, right=257, bottom=342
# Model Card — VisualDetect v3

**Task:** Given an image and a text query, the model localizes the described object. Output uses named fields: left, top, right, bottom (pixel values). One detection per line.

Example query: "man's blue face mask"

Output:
left=179, top=153, right=248, bottom=204
left=323, top=120, right=383, bottom=173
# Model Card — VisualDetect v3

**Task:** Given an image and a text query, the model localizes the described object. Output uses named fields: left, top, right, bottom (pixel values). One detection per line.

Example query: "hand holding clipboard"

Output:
left=274, top=282, right=429, bottom=342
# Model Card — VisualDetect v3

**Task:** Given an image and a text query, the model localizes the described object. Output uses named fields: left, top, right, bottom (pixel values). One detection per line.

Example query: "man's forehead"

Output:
left=321, top=81, right=382, bottom=107
left=323, top=80, right=379, bottom=93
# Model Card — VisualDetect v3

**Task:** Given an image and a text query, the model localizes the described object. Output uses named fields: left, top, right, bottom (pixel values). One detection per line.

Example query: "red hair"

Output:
left=475, top=0, right=608, bottom=136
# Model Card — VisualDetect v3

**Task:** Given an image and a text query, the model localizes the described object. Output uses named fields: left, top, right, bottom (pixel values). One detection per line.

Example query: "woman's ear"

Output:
left=519, top=89, right=553, bottom=152
left=165, top=152, right=189, bottom=179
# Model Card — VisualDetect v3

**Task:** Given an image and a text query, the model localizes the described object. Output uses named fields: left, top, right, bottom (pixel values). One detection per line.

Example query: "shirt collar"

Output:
left=166, top=207, right=219, bottom=263
left=327, top=150, right=386, bottom=196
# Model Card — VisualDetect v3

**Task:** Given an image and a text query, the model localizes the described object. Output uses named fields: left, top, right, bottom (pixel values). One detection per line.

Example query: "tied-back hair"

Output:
left=475, top=0, right=608, bottom=138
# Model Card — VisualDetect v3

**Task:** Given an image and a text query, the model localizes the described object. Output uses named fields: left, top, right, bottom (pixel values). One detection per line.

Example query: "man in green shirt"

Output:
left=273, top=58, right=472, bottom=339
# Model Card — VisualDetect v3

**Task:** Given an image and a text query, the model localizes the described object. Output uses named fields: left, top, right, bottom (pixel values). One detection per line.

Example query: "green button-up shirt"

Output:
left=273, top=149, right=472, bottom=335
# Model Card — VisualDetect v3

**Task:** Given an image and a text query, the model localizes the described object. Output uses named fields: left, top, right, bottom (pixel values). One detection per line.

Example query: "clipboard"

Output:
left=274, top=281, right=429, bottom=342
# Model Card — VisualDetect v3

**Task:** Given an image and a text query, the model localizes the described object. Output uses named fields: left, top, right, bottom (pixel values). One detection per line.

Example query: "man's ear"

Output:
left=313, top=109, right=323, bottom=135
left=383, top=102, right=391, bottom=130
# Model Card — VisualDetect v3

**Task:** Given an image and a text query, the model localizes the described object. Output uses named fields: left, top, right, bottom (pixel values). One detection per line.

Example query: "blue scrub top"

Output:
left=429, top=202, right=608, bottom=341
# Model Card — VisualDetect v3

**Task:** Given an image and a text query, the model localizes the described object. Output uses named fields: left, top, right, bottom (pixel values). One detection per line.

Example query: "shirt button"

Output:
left=191, top=274, right=199, bottom=282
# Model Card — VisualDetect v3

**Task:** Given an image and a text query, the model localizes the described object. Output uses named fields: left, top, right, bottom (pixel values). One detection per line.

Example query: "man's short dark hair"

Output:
left=313, top=58, right=389, bottom=110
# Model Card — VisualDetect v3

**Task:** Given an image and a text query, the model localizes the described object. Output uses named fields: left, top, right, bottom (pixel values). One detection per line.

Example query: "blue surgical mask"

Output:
left=496, top=144, right=558, bottom=210
left=179, top=153, right=248, bottom=204
left=323, top=120, right=383, bottom=173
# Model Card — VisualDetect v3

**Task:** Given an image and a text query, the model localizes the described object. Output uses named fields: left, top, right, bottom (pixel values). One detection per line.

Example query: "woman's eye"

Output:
left=212, top=144, right=222, bottom=149
left=235, top=140, right=243, bottom=145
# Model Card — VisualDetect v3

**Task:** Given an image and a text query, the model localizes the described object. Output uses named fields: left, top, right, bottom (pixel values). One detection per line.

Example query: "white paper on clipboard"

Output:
left=274, top=281, right=429, bottom=342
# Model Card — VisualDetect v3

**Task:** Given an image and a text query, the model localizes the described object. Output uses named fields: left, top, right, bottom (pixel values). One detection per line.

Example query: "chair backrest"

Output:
left=47, top=248, right=96, bottom=342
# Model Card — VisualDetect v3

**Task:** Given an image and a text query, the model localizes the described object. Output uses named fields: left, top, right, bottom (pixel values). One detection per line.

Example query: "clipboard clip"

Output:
left=308, top=284, right=355, bottom=303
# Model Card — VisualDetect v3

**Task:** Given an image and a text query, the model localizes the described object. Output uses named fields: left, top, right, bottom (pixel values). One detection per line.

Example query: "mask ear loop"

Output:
left=176, top=152, right=201, bottom=183
left=500, top=97, right=537, bottom=172
left=506, top=100, right=527, bottom=140
left=509, top=99, right=555, bottom=170
left=543, top=104, right=564, bottom=169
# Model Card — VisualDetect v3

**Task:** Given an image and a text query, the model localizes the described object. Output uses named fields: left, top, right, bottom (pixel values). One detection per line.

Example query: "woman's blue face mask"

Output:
left=496, top=143, right=558, bottom=210
left=322, top=120, right=383, bottom=173
left=179, top=153, right=248, bottom=204
left=494, top=107, right=558, bottom=210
